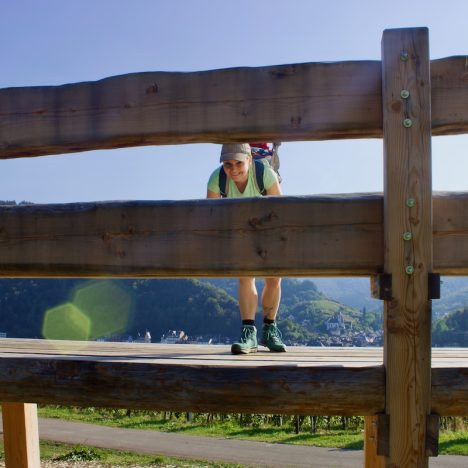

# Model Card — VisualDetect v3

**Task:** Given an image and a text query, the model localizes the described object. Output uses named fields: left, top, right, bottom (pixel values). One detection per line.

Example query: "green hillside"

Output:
left=433, top=308, right=468, bottom=347
left=0, top=278, right=370, bottom=345
left=0, top=277, right=463, bottom=347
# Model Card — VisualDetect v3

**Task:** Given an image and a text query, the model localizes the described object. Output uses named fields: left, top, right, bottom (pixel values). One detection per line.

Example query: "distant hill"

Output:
left=313, top=277, right=468, bottom=320
left=312, top=278, right=381, bottom=311
left=0, top=278, right=376, bottom=345
left=436, top=277, right=468, bottom=318
left=433, top=308, right=468, bottom=347
left=0, top=276, right=464, bottom=347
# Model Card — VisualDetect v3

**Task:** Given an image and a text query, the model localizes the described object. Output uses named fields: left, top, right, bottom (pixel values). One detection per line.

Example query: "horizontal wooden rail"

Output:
left=0, top=358, right=385, bottom=416
left=0, top=194, right=383, bottom=277
left=0, top=192, right=467, bottom=277
left=433, top=192, right=468, bottom=274
left=1, top=57, right=467, bottom=159
left=0, top=341, right=389, bottom=416
left=431, top=367, right=468, bottom=415
left=0, top=341, right=465, bottom=415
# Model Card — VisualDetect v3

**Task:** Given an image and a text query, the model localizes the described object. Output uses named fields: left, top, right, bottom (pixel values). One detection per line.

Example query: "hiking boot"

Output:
left=231, top=325, right=258, bottom=355
left=261, top=323, right=286, bottom=352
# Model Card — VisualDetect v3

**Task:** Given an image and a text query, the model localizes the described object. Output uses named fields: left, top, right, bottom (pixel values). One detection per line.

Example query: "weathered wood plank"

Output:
left=0, top=192, right=467, bottom=277
left=1, top=61, right=383, bottom=159
left=364, top=415, right=386, bottom=467
left=431, top=56, right=468, bottom=136
left=433, top=192, right=468, bottom=274
left=382, top=27, right=433, bottom=467
left=0, top=341, right=465, bottom=415
left=0, top=195, right=384, bottom=277
left=1, top=56, right=467, bottom=159
left=0, top=357, right=385, bottom=415
left=431, top=368, right=468, bottom=415
left=1, top=403, right=40, bottom=468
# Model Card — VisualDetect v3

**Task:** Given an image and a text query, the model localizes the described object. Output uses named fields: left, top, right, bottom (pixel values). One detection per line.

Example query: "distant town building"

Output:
left=99, top=334, right=133, bottom=343
left=159, top=330, right=216, bottom=345
left=160, top=330, right=188, bottom=344
left=326, top=311, right=346, bottom=336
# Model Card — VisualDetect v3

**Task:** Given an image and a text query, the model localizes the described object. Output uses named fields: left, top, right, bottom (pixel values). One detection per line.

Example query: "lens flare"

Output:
left=42, top=303, right=91, bottom=341
left=42, top=280, right=133, bottom=342
left=71, top=280, right=132, bottom=340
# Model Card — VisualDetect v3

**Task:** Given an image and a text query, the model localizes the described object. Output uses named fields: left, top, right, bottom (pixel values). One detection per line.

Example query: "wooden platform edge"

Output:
left=0, top=356, right=466, bottom=415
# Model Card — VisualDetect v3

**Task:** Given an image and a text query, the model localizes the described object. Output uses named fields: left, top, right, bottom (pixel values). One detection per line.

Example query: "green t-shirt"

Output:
left=207, top=164, right=278, bottom=198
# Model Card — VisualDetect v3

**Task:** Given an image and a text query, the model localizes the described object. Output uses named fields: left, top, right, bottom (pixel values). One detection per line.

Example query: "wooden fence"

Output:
left=1, top=27, right=468, bottom=467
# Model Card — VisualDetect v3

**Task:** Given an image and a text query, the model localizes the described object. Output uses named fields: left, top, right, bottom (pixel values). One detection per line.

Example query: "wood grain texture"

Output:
left=0, top=340, right=385, bottom=416
left=0, top=340, right=465, bottom=415
left=1, top=56, right=468, bottom=159
left=431, top=367, right=468, bottom=415
left=0, top=192, right=467, bottom=277
left=0, top=195, right=384, bottom=277
left=433, top=192, right=468, bottom=274
left=1, top=403, right=40, bottom=468
left=1, top=61, right=383, bottom=159
left=364, top=415, right=386, bottom=467
left=382, top=27, right=433, bottom=467
left=431, top=56, right=468, bottom=136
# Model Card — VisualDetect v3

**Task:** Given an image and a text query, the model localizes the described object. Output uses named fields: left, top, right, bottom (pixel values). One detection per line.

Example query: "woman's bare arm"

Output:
left=207, top=189, right=222, bottom=198
left=266, top=179, right=282, bottom=196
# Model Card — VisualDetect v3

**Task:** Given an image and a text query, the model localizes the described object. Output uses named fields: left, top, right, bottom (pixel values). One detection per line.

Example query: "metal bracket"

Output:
left=370, top=274, right=392, bottom=301
left=428, top=273, right=441, bottom=300
left=426, top=414, right=440, bottom=457
left=371, top=273, right=439, bottom=301
left=375, top=414, right=390, bottom=457
left=373, top=414, right=438, bottom=457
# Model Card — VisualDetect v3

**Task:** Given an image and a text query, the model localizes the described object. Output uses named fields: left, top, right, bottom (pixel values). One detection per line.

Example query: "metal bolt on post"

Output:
left=402, top=232, right=412, bottom=241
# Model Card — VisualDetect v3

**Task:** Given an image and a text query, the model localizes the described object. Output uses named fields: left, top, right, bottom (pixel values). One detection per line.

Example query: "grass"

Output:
left=34, top=407, right=468, bottom=455
left=439, top=431, right=468, bottom=456
left=0, top=440, right=246, bottom=467
left=36, top=407, right=363, bottom=449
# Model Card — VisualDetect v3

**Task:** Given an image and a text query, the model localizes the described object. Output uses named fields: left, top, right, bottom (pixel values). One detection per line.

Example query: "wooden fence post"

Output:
left=2, top=403, right=41, bottom=468
left=364, top=415, right=385, bottom=467
left=381, top=27, right=433, bottom=467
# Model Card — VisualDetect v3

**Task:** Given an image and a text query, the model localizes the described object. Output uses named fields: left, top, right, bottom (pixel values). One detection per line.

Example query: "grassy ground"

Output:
left=0, top=440, right=246, bottom=467
left=36, top=407, right=468, bottom=456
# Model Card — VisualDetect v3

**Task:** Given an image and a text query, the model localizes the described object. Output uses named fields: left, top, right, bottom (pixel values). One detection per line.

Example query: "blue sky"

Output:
left=2, top=0, right=468, bottom=203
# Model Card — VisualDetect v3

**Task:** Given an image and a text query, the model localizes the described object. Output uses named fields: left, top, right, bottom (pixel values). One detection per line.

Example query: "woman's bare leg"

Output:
left=261, top=277, right=282, bottom=320
left=238, top=277, right=258, bottom=320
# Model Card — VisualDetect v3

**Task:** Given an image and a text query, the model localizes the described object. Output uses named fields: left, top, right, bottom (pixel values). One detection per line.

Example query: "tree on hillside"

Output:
left=433, top=308, right=468, bottom=347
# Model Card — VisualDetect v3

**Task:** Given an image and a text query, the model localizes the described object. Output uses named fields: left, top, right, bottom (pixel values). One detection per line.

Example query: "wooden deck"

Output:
left=0, top=339, right=466, bottom=416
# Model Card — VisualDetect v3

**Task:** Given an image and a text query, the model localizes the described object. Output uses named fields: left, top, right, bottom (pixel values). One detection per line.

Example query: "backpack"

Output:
left=218, top=142, right=281, bottom=198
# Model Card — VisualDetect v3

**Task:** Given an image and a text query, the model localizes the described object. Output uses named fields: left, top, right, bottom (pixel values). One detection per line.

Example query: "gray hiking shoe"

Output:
left=261, top=323, right=287, bottom=352
left=231, top=325, right=258, bottom=355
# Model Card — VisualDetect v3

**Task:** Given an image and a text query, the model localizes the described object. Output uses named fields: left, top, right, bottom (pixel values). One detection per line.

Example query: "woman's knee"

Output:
left=239, top=277, right=256, bottom=288
left=264, top=277, right=281, bottom=289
